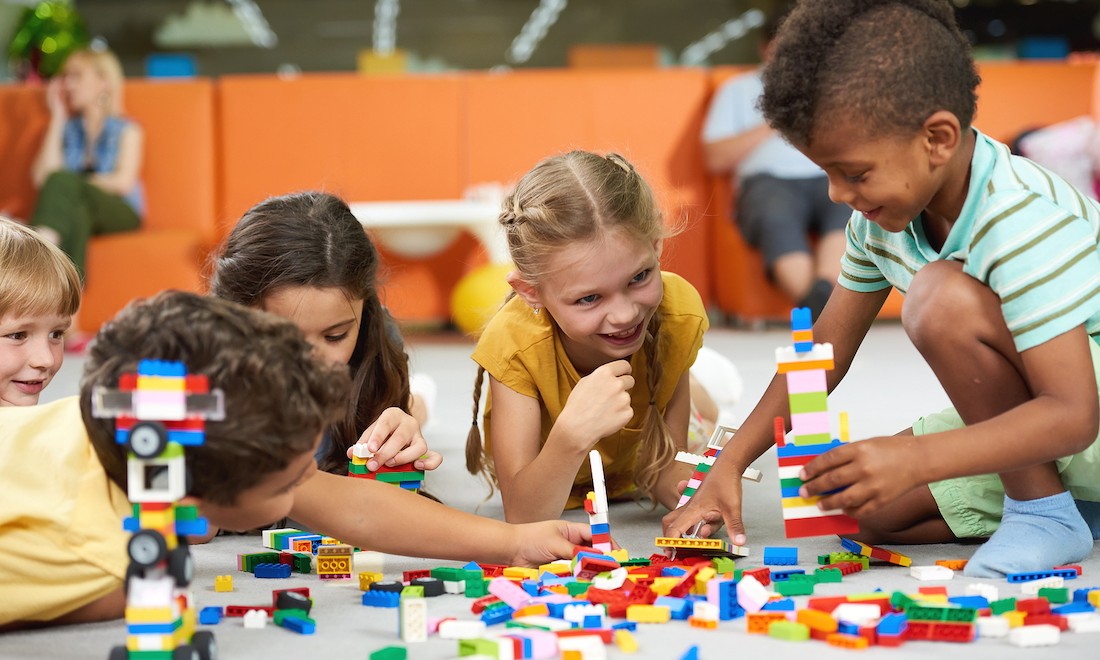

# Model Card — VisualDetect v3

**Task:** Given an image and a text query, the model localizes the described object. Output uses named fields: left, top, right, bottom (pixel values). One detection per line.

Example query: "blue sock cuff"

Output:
left=1004, top=491, right=1076, bottom=515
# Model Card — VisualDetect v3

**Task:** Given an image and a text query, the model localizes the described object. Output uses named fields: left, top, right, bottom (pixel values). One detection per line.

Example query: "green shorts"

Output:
left=917, top=337, right=1100, bottom=538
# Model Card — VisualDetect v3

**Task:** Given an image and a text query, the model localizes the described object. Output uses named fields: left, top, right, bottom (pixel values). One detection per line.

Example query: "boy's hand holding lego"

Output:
left=798, top=433, right=924, bottom=519
left=662, top=457, right=748, bottom=547
left=348, top=406, right=443, bottom=472
left=555, top=359, right=635, bottom=452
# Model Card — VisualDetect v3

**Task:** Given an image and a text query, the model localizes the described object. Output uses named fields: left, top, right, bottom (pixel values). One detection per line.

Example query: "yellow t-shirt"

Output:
left=472, top=271, right=708, bottom=508
left=0, top=397, right=130, bottom=625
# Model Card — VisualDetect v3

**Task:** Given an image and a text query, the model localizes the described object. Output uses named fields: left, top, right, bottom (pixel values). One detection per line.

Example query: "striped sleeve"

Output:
left=839, top=217, right=892, bottom=292
left=966, top=190, right=1100, bottom=351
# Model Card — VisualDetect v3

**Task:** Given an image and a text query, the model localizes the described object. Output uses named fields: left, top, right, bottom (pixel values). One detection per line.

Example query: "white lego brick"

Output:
left=243, top=609, right=267, bottom=629
left=976, top=616, right=1010, bottom=638
left=1020, top=576, right=1064, bottom=594
left=400, top=597, right=428, bottom=643
left=910, top=565, right=954, bottom=581
left=675, top=451, right=707, bottom=467
left=1067, top=613, right=1100, bottom=633
left=443, top=579, right=466, bottom=594
left=590, top=567, right=628, bottom=591
left=509, top=615, right=573, bottom=631
left=128, top=575, right=176, bottom=607
left=736, top=575, right=770, bottom=613
left=261, top=527, right=302, bottom=549
left=588, top=450, right=608, bottom=512
left=563, top=603, right=606, bottom=626
left=1008, top=623, right=1060, bottom=647
left=438, top=619, right=488, bottom=639
left=557, top=634, right=607, bottom=660
left=775, top=343, right=834, bottom=366
left=833, top=603, right=882, bottom=626
left=483, top=635, right=517, bottom=660
left=352, top=444, right=375, bottom=459
left=587, top=511, right=609, bottom=526
left=965, top=583, right=999, bottom=602
left=691, top=601, right=719, bottom=621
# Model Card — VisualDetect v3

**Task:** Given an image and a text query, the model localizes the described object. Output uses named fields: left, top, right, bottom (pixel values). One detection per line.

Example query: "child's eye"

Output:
left=844, top=172, right=867, bottom=184
left=630, top=269, right=651, bottom=284
left=325, top=333, right=349, bottom=344
left=3, top=332, right=27, bottom=341
left=576, top=294, right=599, bottom=305
left=49, top=330, right=66, bottom=341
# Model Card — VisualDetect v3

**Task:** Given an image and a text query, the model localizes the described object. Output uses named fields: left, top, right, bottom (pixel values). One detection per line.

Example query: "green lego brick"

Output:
left=817, top=553, right=832, bottom=565
left=814, top=568, right=842, bottom=583
left=787, top=391, right=828, bottom=414
left=768, top=620, right=810, bottom=641
left=711, top=556, right=736, bottom=574
left=369, top=646, right=407, bottom=660
left=401, top=586, right=424, bottom=599
left=465, top=578, right=488, bottom=598
left=695, top=462, right=712, bottom=474
left=792, top=432, right=832, bottom=445
left=620, top=557, right=652, bottom=567
left=274, top=609, right=313, bottom=626
left=828, top=553, right=869, bottom=569
left=775, top=579, right=815, bottom=597
left=780, top=477, right=804, bottom=491
left=373, top=471, right=426, bottom=484
left=349, top=462, right=369, bottom=475
left=890, top=591, right=917, bottom=612
left=459, top=639, right=500, bottom=656
left=1038, top=587, right=1069, bottom=604
left=682, top=487, right=697, bottom=497
left=127, top=652, right=174, bottom=660
left=566, top=581, right=591, bottom=597
left=431, top=567, right=468, bottom=582
left=240, top=552, right=280, bottom=572
left=942, top=607, right=978, bottom=623
left=733, top=568, right=743, bottom=582
left=174, top=505, right=200, bottom=521
left=291, top=553, right=312, bottom=574
left=990, top=598, right=1017, bottom=615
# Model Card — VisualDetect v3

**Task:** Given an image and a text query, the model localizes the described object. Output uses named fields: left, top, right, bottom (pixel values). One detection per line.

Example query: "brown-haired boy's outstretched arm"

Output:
left=291, top=470, right=592, bottom=566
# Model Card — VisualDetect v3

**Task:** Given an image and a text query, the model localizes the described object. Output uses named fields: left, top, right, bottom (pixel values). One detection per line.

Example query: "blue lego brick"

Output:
left=839, top=538, right=862, bottom=554
left=463, top=561, right=483, bottom=572
left=761, top=598, right=795, bottom=611
left=582, top=614, right=603, bottom=628
left=680, top=644, right=700, bottom=660
left=278, top=533, right=322, bottom=551
left=1053, top=601, right=1096, bottom=615
left=655, top=597, right=691, bottom=620
left=254, top=563, right=292, bottom=578
left=661, top=566, right=688, bottom=577
left=362, top=591, right=400, bottom=608
left=280, top=614, right=316, bottom=635
left=540, top=574, right=577, bottom=587
left=793, top=341, right=813, bottom=353
left=877, top=612, right=908, bottom=636
left=199, top=606, right=223, bottom=625
left=770, top=569, right=806, bottom=582
left=546, top=601, right=572, bottom=618
left=127, top=619, right=182, bottom=635
left=175, top=518, right=209, bottom=537
left=837, top=621, right=859, bottom=635
left=780, top=484, right=803, bottom=498
left=398, top=481, right=422, bottom=490
left=139, top=359, right=187, bottom=377
left=114, top=428, right=206, bottom=446
left=521, top=579, right=541, bottom=597
left=1074, top=587, right=1100, bottom=603
left=574, top=550, right=616, bottom=564
left=1007, top=569, right=1078, bottom=583
left=590, top=523, right=610, bottom=536
left=790, top=308, right=812, bottom=331
left=763, top=547, right=799, bottom=566
left=612, top=621, right=637, bottom=631
left=481, top=604, right=515, bottom=625
left=948, top=596, right=989, bottom=610
left=776, top=439, right=846, bottom=459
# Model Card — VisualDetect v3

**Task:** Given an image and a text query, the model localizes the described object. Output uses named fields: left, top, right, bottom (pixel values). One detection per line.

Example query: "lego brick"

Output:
left=1008, top=623, right=1061, bottom=647
left=768, top=620, right=811, bottom=641
left=763, top=547, right=798, bottom=566
left=1007, top=569, right=1078, bottom=583
left=910, top=565, right=954, bottom=581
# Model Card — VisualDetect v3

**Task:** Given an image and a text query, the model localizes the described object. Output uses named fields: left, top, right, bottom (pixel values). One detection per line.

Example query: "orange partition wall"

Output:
left=461, top=68, right=714, bottom=305
left=0, top=80, right=217, bottom=331
left=215, top=74, right=477, bottom=324
left=973, top=61, right=1096, bottom=143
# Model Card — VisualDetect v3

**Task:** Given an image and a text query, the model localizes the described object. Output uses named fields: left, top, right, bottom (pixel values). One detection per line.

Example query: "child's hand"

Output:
left=347, top=407, right=443, bottom=472
left=510, top=520, right=592, bottom=567
left=45, top=78, right=66, bottom=118
left=662, top=458, right=747, bottom=546
left=799, top=435, right=921, bottom=518
left=558, top=360, right=635, bottom=450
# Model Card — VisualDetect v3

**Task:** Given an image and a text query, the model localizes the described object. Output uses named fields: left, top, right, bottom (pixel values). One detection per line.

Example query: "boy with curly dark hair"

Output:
left=0, top=291, right=589, bottom=629
left=666, top=0, right=1100, bottom=577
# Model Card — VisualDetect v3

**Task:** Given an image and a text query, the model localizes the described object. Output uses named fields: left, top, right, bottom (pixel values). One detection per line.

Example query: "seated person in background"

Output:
left=0, top=216, right=81, bottom=406
left=29, top=45, right=143, bottom=303
left=0, top=291, right=590, bottom=630
left=702, top=3, right=849, bottom=319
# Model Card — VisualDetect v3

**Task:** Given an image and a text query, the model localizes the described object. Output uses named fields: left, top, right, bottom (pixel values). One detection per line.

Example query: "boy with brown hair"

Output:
left=0, top=291, right=589, bottom=629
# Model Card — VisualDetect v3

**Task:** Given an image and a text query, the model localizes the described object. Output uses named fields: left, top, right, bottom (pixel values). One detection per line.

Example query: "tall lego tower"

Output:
left=774, top=308, right=859, bottom=538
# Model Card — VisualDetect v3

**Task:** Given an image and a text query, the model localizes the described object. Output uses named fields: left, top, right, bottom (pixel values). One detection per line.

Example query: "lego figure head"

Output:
left=82, top=291, right=350, bottom=530
left=0, top=216, right=81, bottom=406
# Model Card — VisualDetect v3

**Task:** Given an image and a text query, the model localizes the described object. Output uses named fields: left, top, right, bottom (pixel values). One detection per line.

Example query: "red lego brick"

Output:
left=403, top=569, right=432, bottom=583
left=783, top=515, right=860, bottom=538
left=1016, top=598, right=1051, bottom=616
left=1025, top=614, right=1068, bottom=631
left=743, top=567, right=772, bottom=586
left=806, top=596, right=849, bottom=613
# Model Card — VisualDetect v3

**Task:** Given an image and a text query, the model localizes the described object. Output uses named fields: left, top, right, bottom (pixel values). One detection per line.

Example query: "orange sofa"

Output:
left=0, top=79, right=217, bottom=331
left=707, top=61, right=1097, bottom=323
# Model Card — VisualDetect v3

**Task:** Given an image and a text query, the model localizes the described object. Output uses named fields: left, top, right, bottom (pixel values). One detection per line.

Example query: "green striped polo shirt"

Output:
left=840, top=129, right=1100, bottom=352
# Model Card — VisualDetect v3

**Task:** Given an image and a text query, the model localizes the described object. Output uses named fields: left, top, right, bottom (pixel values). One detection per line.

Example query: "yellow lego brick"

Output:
left=321, top=537, right=340, bottom=545
left=1091, top=590, right=1100, bottom=607
left=626, top=604, right=671, bottom=624
left=562, top=651, right=582, bottom=660
left=135, top=375, right=187, bottom=392
left=1003, top=611, right=1026, bottom=628
left=614, top=629, right=639, bottom=653
left=504, top=566, right=539, bottom=580
left=781, top=496, right=823, bottom=509
left=916, top=594, right=949, bottom=604
left=797, top=608, right=838, bottom=633
left=359, top=571, right=383, bottom=591
left=649, top=577, right=681, bottom=596
left=513, top=604, right=550, bottom=618
left=124, top=606, right=176, bottom=623
left=694, top=567, right=717, bottom=594
left=539, top=562, right=572, bottom=576
left=654, top=537, right=726, bottom=550
left=214, top=575, right=233, bottom=592
left=610, top=548, right=629, bottom=562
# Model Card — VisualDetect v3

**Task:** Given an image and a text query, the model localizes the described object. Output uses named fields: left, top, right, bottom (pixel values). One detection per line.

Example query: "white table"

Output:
left=349, top=199, right=509, bottom=263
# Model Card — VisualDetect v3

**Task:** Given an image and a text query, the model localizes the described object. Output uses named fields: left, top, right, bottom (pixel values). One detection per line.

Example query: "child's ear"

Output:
left=654, top=238, right=664, bottom=260
left=923, top=110, right=962, bottom=167
left=506, top=271, right=541, bottom=309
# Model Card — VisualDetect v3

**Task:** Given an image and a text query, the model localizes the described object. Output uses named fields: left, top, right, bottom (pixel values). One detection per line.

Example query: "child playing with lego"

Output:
left=209, top=191, right=441, bottom=476
left=664, top=0, right=1100, bottom=578
left=0, top=216, right=81, bottom=407
left=465, top=151, right=707, bottom=523
left=0, top=291, right=590, bottom=630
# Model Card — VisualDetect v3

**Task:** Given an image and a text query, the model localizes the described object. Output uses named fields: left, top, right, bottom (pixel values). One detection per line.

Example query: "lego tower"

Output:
left=774, top=308, right=859, bottom=538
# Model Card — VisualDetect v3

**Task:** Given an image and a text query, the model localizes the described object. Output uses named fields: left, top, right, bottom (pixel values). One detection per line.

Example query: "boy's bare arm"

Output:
left=663, top=285, right=888, bottom=543
left=290, top=470, right=591, bottom=567
left=805, top=325, right=1099, bottom=517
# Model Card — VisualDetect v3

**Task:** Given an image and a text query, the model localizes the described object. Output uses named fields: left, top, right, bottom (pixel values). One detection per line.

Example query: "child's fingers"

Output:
left=600, top=359, right=632, bottom=377
left=387, top=440, right=430, bottom=467
left=799, top=444, right=856, bottom=495
left=413, top=450, right=444, bottom=471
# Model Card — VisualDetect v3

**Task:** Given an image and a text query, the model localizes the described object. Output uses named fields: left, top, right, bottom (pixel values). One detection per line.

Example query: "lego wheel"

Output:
left=128, top=529, right=167, bottom=567
left=191, top=631, right=217, bottom=660
left=167, top=542, right=194, bottom=587
left=108, top=645, right=128, bottom=660
left=274, top=589, right=311, bottom=614
left=128, top=421, right=169, bottom=458
left=171, top=645, right=199, bottom=660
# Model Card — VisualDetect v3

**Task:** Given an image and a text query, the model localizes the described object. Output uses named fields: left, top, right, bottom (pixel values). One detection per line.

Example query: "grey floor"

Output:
left=3, top=323, right=1098, bottom=658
